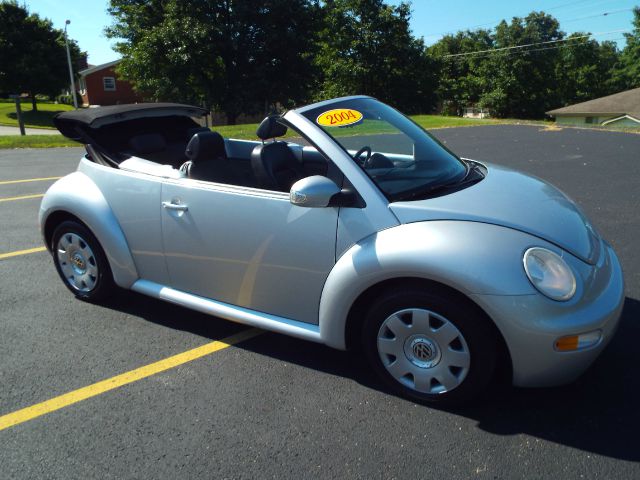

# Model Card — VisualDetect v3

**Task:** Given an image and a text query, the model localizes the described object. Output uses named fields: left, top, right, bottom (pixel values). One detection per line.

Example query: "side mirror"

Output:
left=290, top=175, right=341, bottom=208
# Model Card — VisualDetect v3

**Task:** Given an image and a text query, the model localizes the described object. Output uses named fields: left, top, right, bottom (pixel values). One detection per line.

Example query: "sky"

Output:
left=27, top=0, right=638, bottom=66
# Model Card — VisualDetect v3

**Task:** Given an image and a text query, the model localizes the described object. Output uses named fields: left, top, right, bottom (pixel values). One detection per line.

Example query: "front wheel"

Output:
left=362, top=288, right=497, bottom=405
left=51, top=220, right=116, bottom=302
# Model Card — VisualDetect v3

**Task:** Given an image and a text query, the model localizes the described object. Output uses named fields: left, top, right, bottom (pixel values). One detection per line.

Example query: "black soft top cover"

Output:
left=54, top=103, right=207, bottom=141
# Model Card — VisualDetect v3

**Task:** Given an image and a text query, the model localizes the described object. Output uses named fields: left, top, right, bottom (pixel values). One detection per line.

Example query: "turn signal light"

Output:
left=554, top=331, right=601, bottom=351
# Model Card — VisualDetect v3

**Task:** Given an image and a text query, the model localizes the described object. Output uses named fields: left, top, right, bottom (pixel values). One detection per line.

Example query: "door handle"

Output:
left=162, top=201, right=188, bottom=211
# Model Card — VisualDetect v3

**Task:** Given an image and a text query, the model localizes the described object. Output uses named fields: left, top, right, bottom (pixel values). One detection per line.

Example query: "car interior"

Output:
left=85, top=114, right=331, bottom=193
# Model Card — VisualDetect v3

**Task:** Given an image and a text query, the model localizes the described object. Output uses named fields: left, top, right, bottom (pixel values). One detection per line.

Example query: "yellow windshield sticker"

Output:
left=317, top=109, right=363, bottom=127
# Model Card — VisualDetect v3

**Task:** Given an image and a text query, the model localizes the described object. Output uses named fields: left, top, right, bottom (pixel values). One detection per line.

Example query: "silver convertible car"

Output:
left=41, top=96, right=624, bottom=404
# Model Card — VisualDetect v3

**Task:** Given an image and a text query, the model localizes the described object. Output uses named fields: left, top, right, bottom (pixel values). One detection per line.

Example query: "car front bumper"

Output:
left=471, top=241, right=625, bottom=388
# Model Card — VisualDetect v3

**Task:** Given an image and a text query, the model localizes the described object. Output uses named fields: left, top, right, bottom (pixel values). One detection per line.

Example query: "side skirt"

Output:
left=130, top=279, right=323, bottom=344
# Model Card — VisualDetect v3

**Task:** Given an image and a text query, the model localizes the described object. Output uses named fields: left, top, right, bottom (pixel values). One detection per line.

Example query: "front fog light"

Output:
left=523, top=247, right=576, bottom=301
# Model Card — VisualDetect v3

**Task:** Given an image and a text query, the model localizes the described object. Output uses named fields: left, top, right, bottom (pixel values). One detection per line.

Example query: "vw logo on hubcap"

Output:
left=404, top=335, right=441, bottom=369
left=71, top=253, right=86, bottom=273
left=413, top=341, right=433, bottom=361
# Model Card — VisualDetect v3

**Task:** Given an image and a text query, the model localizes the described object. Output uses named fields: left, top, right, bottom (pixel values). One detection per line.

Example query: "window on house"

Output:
left=585, top=116, right=594, bottom=124
left=103, top=77, right=116, bottom=91
left=79, top=77, right=86, bottom=95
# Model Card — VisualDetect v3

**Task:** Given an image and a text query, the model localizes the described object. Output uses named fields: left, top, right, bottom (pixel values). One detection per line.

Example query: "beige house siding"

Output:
left=555, top=116, right=613, bottom=126
left=555, top=115, right=640, bottom=127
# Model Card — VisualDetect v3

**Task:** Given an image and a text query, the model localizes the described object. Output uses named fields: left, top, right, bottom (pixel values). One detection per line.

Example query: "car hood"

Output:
left=389, top=162, right=600, bottom=264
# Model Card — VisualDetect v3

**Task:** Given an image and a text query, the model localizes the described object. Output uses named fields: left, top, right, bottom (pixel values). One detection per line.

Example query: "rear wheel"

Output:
left=362, top=288, right=497, bottom=405
left=51, top=220, right=115, bottom=301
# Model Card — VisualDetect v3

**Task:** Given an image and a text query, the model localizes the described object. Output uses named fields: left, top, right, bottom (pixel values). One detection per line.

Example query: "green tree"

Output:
left=0, top=1, right=84, bottom=110
left=315, top=0, right=437, bottom=113
left=428, top=30, right=493, bottom=115
left=107, top=0, right=320, bottom=124
left=479, top=12, right=563, bottom=118
left=250, top=0, right=322, bottom=112
left=555, top=34, right=619, bottom=106
left=612, top=6, right=640, bottom=90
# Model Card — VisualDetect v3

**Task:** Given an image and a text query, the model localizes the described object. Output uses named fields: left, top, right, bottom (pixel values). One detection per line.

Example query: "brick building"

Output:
left=78, top=60, right=143, bottom=107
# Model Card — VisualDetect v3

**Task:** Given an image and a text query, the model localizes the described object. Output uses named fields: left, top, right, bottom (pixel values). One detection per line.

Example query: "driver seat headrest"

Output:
left=256, top=116, right=288, bottom=140
left=185, top=131, right=226, bottom=163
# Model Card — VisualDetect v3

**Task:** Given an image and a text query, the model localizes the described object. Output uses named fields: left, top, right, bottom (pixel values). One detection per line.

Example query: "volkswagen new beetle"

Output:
left=40, top=96, right=624, bottom=404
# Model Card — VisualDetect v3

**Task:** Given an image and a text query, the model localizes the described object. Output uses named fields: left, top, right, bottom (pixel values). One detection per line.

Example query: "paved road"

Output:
left=0, top=125, right=61, bottom=136
left=0, top=125, right=638, bottom=479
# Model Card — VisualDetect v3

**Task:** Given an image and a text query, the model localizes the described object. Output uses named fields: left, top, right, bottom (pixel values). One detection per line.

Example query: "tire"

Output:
left=361, top=287, right=497, bottom=405
left=51, top=220, right=116, bottom=302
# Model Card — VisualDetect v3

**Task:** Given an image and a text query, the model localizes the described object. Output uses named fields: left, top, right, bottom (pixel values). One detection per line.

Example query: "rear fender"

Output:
left=39, top=172, right=138, bottom=288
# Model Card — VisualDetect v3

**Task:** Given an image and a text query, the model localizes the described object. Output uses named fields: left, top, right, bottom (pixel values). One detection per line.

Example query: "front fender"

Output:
left=319, top=220, right=543, bottom=349
left=39, top=172, right=138, bottom=288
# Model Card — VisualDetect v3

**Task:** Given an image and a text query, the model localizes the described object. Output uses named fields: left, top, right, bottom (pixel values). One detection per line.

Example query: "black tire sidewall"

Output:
left=362, top=288, right=497, bottom=405
left=51, top=220, right=115, bottom=302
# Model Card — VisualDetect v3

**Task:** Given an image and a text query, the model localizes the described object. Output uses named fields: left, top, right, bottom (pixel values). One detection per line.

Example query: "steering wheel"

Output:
left=353, top=146, right=372, bottom=165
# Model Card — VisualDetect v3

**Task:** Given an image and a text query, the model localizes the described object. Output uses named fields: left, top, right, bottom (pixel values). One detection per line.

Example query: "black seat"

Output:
left=181, top=131, right=239, bottom=184
left=129, top=133, right=167, bottom=155
left=365, top=152, right=394, bottom=169
left=251, top=116, right=304, bottom=192
left=127, top=133, right=186, bottom=167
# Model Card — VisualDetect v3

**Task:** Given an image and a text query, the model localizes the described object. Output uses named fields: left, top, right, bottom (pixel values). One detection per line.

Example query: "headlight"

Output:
left=523, top=248, right=576, bottom=301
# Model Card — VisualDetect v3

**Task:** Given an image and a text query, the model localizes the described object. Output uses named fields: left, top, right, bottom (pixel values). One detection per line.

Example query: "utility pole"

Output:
left=9, top=95, right=26, bottom=136
left=64, top=20, right=78, bottom=109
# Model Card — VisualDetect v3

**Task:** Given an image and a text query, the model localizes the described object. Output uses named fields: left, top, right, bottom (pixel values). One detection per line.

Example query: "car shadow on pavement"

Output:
left=103, top=292, right=640, bottom=462
left=455, top=296, right=640, bottom=462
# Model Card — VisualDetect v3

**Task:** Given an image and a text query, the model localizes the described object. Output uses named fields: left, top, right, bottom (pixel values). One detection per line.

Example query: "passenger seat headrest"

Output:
left=128, top=133, right=166, bottom=154
left=185, top=131, right=226, bottom=162
left=186, top=126, right=211, bottom=140
left=256, top=116, right=288, bottom=140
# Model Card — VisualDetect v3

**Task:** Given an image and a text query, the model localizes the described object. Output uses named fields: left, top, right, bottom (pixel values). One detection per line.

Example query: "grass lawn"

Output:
left=215, top=115, right=528, bottom=140
left=0, top=135, right=77, bottom=149
left=0, top=114, right=547, bottom=149
left=411, top=115, right=525, bottom=128
left=0, top=100, right=74, bottom=129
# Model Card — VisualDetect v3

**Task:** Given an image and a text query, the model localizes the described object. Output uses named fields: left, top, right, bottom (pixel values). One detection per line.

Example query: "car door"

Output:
left=160, top=179, right=338, bottom=324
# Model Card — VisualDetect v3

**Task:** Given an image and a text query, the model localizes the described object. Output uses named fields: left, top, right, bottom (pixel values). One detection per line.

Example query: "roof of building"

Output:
left=546, top=87, right=640, bottom=118
left=79, top=59, right=121, bottom=77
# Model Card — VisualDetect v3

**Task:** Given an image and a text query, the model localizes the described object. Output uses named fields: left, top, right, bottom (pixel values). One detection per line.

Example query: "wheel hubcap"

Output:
left=377, top=308, right=470, bottom=395
left=56, top=232, right=98, bottom=293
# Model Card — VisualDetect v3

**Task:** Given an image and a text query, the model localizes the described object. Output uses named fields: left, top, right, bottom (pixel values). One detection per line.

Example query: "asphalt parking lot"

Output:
left=1, top=125, right=639, bottom=479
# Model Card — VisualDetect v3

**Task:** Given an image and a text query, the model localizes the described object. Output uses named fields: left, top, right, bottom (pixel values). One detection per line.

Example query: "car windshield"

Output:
left=299, top=97, right=468, bottom=201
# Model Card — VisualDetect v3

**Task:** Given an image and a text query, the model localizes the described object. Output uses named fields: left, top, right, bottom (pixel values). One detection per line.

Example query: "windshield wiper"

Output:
left=395, top=163, right=484, bottom=202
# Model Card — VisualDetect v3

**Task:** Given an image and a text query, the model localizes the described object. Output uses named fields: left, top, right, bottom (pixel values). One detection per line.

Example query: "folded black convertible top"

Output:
left=54, top=103, right=208, bottom=141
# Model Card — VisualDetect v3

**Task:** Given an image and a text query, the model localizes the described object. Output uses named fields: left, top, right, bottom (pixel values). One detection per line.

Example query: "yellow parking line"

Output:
left=0, top=246, right=47, bottom=260
left=0, top=193, right=44, bottom=203
left=0, top=328, right=263, bottom=431
left=0, top=176, right=61, bottom=185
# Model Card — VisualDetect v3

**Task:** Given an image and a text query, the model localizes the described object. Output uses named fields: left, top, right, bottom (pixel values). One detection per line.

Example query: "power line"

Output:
left=553, top=0, right=633, bottom=16
left=446, top=36, right=625, bottom=61
left=447, top=40, right=588, bottom=61
left=523, top=36, right=625, bottom=54
left=422, top=0, right=633, bottom=39
left=560, top=7, right=635, bottom=23
left=421, top=0, right=591, bottom=37
left=444, top=35, right=589, bottom=58
left=441, top=28, right=629, bottom=58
